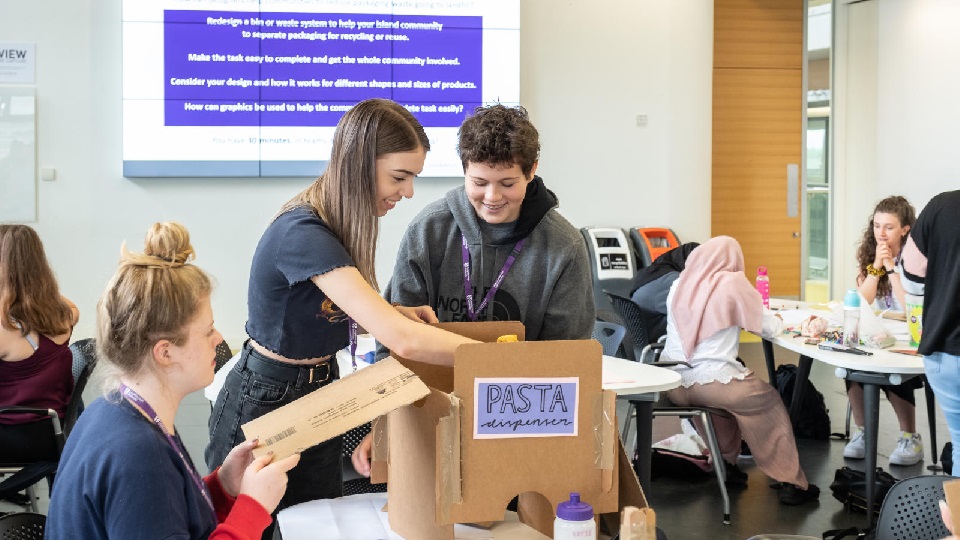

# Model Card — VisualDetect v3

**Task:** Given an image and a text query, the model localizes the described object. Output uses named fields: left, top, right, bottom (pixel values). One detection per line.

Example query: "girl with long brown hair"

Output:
left=0, top=224, right=79, bottom=464
left=206, top=99, right=476, bottom=538
left=844, top=195, right=924, bottom=467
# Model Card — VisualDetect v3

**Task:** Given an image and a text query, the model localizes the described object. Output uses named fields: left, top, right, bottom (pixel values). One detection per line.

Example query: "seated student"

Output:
left=381, top=103, right=594, bottom=342
left=0, top=225, right=80, bottom=467
left=629, top=242, right=699, bottom=340
left=844, top=195, right=923, bottom=466
left=662, top=236, right=819, bottom=505
left=46, top=222, right=300, bottom=540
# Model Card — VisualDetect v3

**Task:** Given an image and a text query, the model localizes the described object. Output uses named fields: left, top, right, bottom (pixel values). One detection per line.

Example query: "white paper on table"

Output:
left=278, top=494, right=497, bottom=540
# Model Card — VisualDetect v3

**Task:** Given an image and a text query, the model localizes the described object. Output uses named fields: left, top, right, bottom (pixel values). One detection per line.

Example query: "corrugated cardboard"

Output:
left=375, top=322, right=647, bottom=539
left=241, top=357, right=430, bottom=460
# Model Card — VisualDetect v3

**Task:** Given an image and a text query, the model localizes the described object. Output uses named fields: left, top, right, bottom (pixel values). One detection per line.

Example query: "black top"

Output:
left=246, top=206, right=355, bottom=359
left=909, top=190, right=960, bottom=356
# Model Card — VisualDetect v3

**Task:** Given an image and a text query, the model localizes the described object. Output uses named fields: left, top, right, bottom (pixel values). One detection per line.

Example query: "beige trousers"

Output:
left=666, top=373, right=809, bottom=489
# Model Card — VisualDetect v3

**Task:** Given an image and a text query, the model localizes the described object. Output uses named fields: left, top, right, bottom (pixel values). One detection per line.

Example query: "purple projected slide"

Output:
left=473, top=378, right=579, bottom=439
left=163, top=10, right=482, bottom=128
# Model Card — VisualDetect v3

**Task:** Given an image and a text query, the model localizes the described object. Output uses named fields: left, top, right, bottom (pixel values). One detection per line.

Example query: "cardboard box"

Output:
left=241, top=357, right=430, bottom=460
left=373, top=322, right=647, bottom=539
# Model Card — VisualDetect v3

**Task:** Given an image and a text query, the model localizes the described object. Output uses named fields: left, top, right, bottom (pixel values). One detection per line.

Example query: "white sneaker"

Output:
left=889, top=432, right=924, bottom=466
left=843, top=427, right=866, bottom=459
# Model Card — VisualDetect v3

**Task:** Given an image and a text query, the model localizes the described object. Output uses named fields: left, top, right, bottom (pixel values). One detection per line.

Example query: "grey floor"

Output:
left=2, top=341, right=951, bottom=540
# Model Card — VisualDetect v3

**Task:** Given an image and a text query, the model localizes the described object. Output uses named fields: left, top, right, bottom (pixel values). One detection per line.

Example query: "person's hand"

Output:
left=941, top=500, right=958, bottom=539
left=351, top=433, right=373, bottom=477
left=238, top=452, right=301, bottom=514
left=875, top=242, right=894, bottom=271
left=393, top=304, right=439, bottom=324
left=218, top=438, right=259, bottom=497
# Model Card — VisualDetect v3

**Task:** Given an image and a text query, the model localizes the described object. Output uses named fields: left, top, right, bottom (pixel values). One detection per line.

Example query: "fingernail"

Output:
left=941, top=500, right=949, bottom=511
left=252, top=438, right=260, bottom=444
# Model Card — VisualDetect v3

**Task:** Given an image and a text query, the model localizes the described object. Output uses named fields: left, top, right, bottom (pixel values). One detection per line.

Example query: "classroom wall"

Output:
left=832, top=0, right=960, bottom=299
left=0, top=1, right=714, bottom=345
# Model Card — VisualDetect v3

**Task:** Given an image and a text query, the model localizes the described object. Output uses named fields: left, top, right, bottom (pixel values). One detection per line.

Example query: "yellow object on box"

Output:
left=497, top=334, right=519, bottom=342
left=905, top=295, right=923, bottom=348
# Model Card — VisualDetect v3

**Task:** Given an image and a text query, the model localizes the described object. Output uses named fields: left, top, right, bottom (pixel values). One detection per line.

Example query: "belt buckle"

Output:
left=308, top=363, right=330, bottom=384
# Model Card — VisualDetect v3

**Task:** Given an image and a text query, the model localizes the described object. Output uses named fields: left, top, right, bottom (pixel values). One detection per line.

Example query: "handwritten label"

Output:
left=473, top=377, right=579, bottom=439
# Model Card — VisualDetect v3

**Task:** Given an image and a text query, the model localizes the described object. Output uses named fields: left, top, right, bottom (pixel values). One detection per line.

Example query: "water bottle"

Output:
left=554, top=492, right=596, bottom=539
left=756, top=266, right=770, bottom=308
left=843, top=289, right=860, bottom=347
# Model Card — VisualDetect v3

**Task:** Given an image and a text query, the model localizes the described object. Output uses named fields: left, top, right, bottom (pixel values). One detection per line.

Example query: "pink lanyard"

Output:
left=120, top=385, right=217, bottom=520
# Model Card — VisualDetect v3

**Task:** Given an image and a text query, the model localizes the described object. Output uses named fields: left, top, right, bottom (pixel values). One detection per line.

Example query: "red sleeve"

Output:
left=204, top=469, right=273, bottom=540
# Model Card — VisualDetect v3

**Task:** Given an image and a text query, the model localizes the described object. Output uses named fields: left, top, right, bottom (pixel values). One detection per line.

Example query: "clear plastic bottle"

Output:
left=554, top=492, right=596, bottom=540
left=843, top=289, right=861, bottom=347
left=756, top=266, right=770, bottom=309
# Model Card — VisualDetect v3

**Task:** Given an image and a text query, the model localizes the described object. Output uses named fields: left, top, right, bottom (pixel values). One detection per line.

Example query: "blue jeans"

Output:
left=923, top=351, right=960, bottom=468
left=206, top=341, right=342, bottom=540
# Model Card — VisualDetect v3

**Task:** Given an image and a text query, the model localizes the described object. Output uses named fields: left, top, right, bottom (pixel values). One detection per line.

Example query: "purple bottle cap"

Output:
left=556, top=492, right=593, bottom=521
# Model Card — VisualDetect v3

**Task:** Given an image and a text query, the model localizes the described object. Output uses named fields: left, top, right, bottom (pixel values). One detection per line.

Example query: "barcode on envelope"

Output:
left=264, top=427, right=297, bottom=446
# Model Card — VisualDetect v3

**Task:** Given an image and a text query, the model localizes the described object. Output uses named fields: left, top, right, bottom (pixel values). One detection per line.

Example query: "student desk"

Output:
left=762, top=301, right=926, bottom=526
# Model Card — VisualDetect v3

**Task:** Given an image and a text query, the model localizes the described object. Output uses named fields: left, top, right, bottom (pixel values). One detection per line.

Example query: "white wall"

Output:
left=0, top=0, right=714, bottom=345
left=832, top=0, right=960, bottom=299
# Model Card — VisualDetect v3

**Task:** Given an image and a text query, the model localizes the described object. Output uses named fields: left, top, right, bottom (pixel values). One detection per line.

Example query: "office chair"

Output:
left=605, top=291, right=733, bottom=524
left=873, top=475, right=952, bottom=540
left=591, top=320, right=626, bottom=357
left=213, top=339, right=233, bottom=374
left=0, top=512, right=45, bottom=539
left=0, top=338, right=97, bottom=512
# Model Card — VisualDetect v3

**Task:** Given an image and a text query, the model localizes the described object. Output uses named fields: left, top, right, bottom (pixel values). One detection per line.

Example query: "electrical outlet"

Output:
left=635, top=114, right=648, bottom=127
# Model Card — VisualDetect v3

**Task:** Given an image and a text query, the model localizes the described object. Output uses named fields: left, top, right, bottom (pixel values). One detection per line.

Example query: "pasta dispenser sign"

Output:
left=473, top=377, right=579, bottom=438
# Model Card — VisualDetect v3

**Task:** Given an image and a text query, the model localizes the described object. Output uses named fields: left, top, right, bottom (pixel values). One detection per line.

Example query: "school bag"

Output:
left=774, top=364, right=832, bottom=440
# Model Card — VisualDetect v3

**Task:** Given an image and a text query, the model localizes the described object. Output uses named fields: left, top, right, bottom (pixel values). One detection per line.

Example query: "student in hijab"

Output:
left=662, top=236, right=819, bottom=505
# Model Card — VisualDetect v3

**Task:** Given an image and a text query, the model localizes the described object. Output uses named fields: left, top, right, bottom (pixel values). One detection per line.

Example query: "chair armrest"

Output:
left=0, top=407, right=64, bottom=442
left=654, top=360, right=693, bottom=369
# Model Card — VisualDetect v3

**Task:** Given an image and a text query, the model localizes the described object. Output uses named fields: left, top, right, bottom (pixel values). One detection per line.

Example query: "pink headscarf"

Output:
left=671, top=236, right=763, bottom=358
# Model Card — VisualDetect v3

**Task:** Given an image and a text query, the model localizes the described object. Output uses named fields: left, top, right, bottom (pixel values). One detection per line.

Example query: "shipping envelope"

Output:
left=242, top=356, right=430, bottom=460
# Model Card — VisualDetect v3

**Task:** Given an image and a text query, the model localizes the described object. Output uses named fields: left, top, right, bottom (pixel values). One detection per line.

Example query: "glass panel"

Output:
left=804, top=0, right=831, bottom=303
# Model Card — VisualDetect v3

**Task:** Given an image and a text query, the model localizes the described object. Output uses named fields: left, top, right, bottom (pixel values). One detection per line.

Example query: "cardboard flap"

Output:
left=242, top=357, right=429, bottom=460
left=392, top=321, right=527, bottom=393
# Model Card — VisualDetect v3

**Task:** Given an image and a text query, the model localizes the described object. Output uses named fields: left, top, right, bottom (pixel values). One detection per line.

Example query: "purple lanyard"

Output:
left=460, top=234, right=525, bottom=321
left=120, top=385, right=217, bottom=519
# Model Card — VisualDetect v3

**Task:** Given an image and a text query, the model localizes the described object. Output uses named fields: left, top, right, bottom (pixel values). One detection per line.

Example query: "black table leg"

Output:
left=863, top=382, right=881, bottom=527
left=924, top=378, right=940, bottom=467
left=762, top=339, right=777, bottom=385
left=633, top=400, right=654, bottom=496
left=789, top=355, right=814, bottom=424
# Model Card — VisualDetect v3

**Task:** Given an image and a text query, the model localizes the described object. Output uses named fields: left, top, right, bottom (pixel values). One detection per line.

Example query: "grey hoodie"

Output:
left=382, top=177, right=595, bottom=344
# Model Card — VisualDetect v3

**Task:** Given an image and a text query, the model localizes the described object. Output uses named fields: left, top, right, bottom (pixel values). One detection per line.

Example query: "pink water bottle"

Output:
left=756, top=266, right=770, bottom=308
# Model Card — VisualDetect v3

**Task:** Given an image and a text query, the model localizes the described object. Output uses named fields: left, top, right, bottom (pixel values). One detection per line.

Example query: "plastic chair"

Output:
left=591, top=320, right=626, bottom=357
left=213, top=339, right=233, bottom=374
left=605, top=290, right=733, bottom=524
left=873, top=475, right=951, bottom=540
left=0, top=512, right=45, bottom=539
left=0, top=338, right=97, bottom=512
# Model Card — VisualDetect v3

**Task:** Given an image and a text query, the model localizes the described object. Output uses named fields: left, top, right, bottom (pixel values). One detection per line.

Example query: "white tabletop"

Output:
left=602, top=354, right=681, bottom=395
left=769, top=307, right=923, bottom=376
left=278, top=493, right=549, bottom=540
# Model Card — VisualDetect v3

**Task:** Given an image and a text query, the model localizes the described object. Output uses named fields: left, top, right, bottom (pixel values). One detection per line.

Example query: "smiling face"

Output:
left=168, top=297, right=222, bottom=390
left=464, top=161, right=537, bottom=224
left=374, top=147, right=426, bottom=217
left=872, top=211, right=910, bottom=254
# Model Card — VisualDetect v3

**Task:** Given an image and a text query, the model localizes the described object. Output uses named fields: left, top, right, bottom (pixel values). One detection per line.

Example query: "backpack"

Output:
left=774, top=364, right=832, bottom=440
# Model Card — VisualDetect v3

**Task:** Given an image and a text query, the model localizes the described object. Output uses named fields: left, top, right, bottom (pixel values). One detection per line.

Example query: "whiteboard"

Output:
left=0, top=86, right=37, bottom=222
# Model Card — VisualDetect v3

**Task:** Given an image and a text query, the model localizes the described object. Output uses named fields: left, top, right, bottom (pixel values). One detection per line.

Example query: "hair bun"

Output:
left=142, top=222, right=194, bottom=267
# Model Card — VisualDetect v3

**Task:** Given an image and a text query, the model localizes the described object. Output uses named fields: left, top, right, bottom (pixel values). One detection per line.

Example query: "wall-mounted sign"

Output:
left=474, top=377, right=579, bottom=439
left=0, top=43, right=36, bottom=84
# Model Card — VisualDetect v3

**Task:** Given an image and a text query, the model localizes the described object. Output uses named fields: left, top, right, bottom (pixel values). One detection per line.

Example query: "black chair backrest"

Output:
left=875, top=475, right=952, bottom=540
left=214, top=340, right=233, bottom=373
left=591, top=321, right=626, bottom=357
left=0, top=512, right=45, bottom=539
left=66, top=338, right=99, bottom=439
left=605, top=291, right=656, bottom=362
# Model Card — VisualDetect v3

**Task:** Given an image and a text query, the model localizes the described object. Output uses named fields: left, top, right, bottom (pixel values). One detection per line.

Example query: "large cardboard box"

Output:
left=372, top=322, right=647, bottom=539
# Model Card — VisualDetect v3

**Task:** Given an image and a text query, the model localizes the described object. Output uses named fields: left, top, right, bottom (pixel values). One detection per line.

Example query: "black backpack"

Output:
left=774, top=364, right=832, bottom=440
